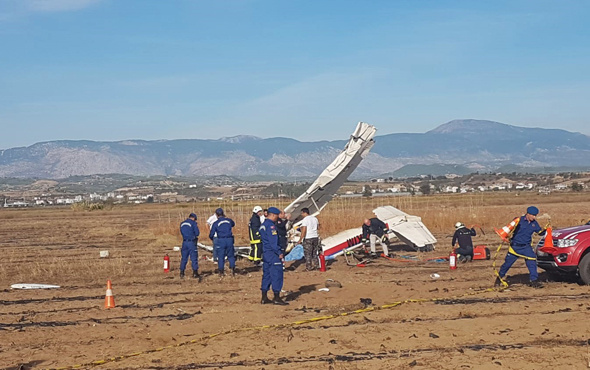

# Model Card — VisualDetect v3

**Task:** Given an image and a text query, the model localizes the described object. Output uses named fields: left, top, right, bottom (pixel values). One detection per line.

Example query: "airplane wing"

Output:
left=284, top=122, right=376, bottom=224
left=373, top=206, right=437, bottom=251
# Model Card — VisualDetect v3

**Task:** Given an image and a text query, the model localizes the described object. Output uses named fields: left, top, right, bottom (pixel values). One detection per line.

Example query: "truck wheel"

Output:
left=579, top=253, right=590, bottom=285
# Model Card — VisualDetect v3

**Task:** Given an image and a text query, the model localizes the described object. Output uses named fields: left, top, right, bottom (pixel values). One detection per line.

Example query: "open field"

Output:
left=1, top=192, right=589, bottom=369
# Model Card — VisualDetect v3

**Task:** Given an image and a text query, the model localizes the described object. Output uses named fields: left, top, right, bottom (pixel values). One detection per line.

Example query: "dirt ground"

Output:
left=1, top=196, right=590, bottom=370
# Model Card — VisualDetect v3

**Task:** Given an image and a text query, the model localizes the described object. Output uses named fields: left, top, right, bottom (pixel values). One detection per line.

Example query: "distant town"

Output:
left=0, top=171, right=588, bottom=208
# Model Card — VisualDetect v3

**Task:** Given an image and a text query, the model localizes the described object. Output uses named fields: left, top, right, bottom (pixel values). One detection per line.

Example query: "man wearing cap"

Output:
left=260, top=207, right=288, bottom=305
left=179, top=213, right=201, bottom=281
left=248, top=206, right=264, bottom=263
left=496, top=206, right=545, bottom=288
left=209, top=208, right=237, bottom=276
left=452, top=222, right=477, bottom=263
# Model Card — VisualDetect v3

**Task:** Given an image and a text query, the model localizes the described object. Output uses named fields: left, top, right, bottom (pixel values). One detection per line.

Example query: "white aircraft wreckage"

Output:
left=321, top=206, right=437, bottom=258
left=198, top=121, right=437, bottom=258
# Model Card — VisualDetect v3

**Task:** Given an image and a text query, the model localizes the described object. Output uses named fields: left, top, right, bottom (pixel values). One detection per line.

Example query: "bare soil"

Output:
left=1, top=196, right=589, bottom=370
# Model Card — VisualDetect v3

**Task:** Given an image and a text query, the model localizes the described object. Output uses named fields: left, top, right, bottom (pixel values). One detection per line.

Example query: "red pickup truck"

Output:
left=536, top=224, right=590, bottom=284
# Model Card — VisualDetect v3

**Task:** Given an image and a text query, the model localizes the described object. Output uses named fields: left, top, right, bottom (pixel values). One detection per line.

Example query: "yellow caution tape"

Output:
left=45, top=285, right=500, bottom=370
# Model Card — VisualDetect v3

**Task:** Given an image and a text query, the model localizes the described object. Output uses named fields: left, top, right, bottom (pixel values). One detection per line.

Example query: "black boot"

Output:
left=273, top=292, right=289, bottom=306
left=180, top=270, right=185, bottom=279
left=494, top=277, right=503, bottom=287
left=218, top=269, right=225, bottom=277
left=231, top=267, right=236, bottom=276
left=529, top=280, right=544, bottom=288
left=193, top=270, right=201, bottom=282
left=261, top=291, right=272, bottom=305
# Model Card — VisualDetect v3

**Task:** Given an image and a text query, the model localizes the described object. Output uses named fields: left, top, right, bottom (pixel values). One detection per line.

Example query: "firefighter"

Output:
left=452, top=222, right=476, bottom=262
left=209, top=208, right=236, bottom=276
left=361, top=218, right=390, bottom=258
left=260, top=207, right=288, bottom=305
left=179, top=213, right=201, bottom=281
left=248, top=206, right=264, bottom=263
left=496, top=206, right=546, bottom=288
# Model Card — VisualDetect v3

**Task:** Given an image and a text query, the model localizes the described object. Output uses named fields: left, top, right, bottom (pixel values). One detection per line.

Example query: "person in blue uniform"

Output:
left=496, top=206, right=545, bottom=288
left=260, top=207, right=288, bottom=305
left=209, top=208, right=236, bottom=276
left=452, top=222, right=477, bottom=263
left=179, top=213, right=201, bottom=281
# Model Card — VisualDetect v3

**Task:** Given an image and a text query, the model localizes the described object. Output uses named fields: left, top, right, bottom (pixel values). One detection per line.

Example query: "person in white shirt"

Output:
left=298, top=207, right=320, bottom=271
left=206, top=213, right=219, bottom=262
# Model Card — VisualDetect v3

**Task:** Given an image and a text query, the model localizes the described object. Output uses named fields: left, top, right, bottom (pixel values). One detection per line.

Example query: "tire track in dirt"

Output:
left=120, top=339, right=590, bottom=369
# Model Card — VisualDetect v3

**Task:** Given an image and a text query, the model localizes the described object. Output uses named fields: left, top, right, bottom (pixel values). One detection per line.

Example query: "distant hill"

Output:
left=1, top=119, right=589, bottom=179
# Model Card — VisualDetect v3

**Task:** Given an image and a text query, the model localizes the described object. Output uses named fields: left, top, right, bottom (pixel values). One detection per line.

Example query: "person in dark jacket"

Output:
left=209, top=208, right=236, bottom=276
left=260, top=207, right=288, bottom=305
left=179, top=213, right=201, bottom=281
left=362, top=218, right=390, bottom=257
left=452, top=222, right=476, bottom=263
left=276, top=210, right=291, bottom=255
left=496, top=206, right=546, bottom=288
left=248, top=206, right=264, bottom=262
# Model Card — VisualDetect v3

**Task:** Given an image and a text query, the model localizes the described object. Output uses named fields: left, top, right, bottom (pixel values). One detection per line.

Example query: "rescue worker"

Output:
left=209, top=208, right=236, bottom=276
left=248, top=206, right=264, bottom=263
left=179, top=213, right=201, bottom=281
left=496, top=206, right=546, bottom=288
left=276, top=211, right=291, bottom=255
left=260, top=207, right=288, bottom=305
left=361, top=218, right=390, bottom=258
left=452, top=222, right=476, bottom=262
left=299, top=207, right=320, bottom=271
left=206, top=212, right=218, bottom=262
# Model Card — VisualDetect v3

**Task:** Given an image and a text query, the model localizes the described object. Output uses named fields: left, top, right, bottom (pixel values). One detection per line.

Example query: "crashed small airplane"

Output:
left=321, top=205, right=437, bottom=258
left=198, top=121, right=437, bottom=257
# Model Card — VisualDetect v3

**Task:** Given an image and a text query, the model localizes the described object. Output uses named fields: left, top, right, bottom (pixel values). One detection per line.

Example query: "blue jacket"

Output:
left=511, top=215, right=543, bottom=246
left=209, top=217, right=235, bottom=239
left=180, top=218, right=200, bottom=241
left=260, top=218, right=281, bottom=262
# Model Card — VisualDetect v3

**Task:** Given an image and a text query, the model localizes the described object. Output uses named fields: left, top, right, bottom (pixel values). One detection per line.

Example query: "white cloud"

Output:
left=25, top=0, right=103, bottom=12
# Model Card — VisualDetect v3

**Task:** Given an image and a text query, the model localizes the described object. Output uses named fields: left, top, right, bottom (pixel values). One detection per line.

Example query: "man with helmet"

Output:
left=496, top=206, right=546, bottom=288
left=209, top=208, right=237, bottom=276
left=452, top=222, right=477, bottom=263
left=179, top=213, right=201, bottom=281
left=248, top=206, right=264, bottom=263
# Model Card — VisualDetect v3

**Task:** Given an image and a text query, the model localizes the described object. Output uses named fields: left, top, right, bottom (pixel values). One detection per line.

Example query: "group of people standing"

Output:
left=178, top=205, right=321, bottom=305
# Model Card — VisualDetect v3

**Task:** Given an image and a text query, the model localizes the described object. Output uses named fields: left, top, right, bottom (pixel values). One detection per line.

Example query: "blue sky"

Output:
left=1, top=0, right=589, bottom=149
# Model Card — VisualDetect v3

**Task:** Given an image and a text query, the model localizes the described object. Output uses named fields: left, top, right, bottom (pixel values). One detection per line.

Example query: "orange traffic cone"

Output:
left=104, top=280, right=115, bottom=309
left=494, top=217, right=520, bottom=242
left=539, top=227, right=558, bottom=254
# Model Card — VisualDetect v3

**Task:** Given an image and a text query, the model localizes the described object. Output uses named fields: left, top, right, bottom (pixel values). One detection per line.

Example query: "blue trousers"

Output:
left=180, top=241, right=198, bottom=272
left=499, top=244, right=538, bottom=281
left=261, top=261, right=284, bottom=293
left=215, top=237, right=236, bottom=271
left=212, top=237, right=219, bottom=261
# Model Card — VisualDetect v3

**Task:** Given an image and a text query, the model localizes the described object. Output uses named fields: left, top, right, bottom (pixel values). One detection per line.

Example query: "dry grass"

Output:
left=0, top=192, right=588, bottom=284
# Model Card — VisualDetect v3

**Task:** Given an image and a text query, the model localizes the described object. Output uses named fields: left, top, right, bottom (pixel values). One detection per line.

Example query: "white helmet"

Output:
left=253, top=206, right=263, bottom=213
left=455, top=222, right=464, bottom=230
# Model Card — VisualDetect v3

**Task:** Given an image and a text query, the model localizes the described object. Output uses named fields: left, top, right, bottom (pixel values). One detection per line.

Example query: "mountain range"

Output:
left=2, top=119, right=590, bottom=179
